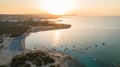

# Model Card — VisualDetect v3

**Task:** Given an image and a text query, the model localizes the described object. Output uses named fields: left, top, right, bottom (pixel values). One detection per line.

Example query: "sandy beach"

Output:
left=0, top=26, right=76, bottom=67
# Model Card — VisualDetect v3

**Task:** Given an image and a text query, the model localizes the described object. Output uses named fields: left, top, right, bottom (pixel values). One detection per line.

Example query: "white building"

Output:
left=8, top=19, right=18, bottom=22
left=31, top=17, right=41, bottom=22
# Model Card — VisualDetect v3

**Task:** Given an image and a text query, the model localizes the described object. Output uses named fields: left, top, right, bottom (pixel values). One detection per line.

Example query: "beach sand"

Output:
left=0, top=27, right=78, bottom=67
left=0, top=37, right=14, bottom=64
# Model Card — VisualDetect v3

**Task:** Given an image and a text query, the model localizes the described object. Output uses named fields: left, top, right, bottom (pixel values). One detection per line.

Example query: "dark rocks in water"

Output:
left=72, top=49, right=74, bottom=51
left=86, top=47, right=88, bottom=49
left=72, top=46, right=75, bottom=48
left=67, top=50, right=70, bottom=52
left=95, top=45, right=98, bottom=47
left=52, top=48, right=56, bottom=51
left=64, top=48, right=69, bottom=51
left=94, top=43, right=106, bottom=48
left=61, top=45, right=63, bottom=47
left=65, top=44, right=67, bottom=47
left=80, top=49, right=82, bottom=50
left=102, top=43, right=106, bottom=45
left=53, top=49, right=56, bottom=51
left=89, top=46, right=91, bottom=48
left=54, top=49, right=56, bottom=51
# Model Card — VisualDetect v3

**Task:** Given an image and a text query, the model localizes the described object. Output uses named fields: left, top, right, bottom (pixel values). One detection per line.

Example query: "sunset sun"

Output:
left=41, top=0, right=75, bottom=15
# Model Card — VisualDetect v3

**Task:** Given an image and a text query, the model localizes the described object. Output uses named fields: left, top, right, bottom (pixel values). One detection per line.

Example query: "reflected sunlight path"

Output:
left=52, top=30, right=61, bottom=46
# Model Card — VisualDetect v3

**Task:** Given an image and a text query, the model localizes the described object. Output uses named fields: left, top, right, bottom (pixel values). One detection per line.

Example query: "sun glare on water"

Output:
left=41, top=0, right=75, bottom=15
left=53, top=31, right=60, bottom=46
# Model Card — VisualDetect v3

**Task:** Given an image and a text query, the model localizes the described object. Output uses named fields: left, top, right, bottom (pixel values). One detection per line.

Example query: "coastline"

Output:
left=0, top=24, right=76, bottom=67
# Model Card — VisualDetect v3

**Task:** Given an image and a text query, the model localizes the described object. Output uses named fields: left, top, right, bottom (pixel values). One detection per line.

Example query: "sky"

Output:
left=0, top=0, right=120, bottom=16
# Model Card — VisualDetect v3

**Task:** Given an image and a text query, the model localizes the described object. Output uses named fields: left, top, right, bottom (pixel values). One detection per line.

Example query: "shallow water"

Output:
left=25, top=16, right=120, bottom=67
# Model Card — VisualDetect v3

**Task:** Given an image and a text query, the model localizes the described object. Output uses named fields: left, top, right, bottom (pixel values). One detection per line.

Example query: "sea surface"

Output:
left=25, top=16, right=120, bottom=67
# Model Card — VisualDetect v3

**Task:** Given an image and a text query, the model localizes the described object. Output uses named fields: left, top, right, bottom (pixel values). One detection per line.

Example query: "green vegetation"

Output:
left=50, top=64, right=60, bottom=67
left=11, top=50, right=55, bottom=67
left=0, top=22, right=71, bottom=37
left=0, top=22, right=30, bottom=37
left=0, top=39, right=3, bottom=44
left=50, top=65, right=56, bottom=67
left=0, top=22, right=51, bottom=37
left=0, top=45, right=4, bottom=51
left=24, top=63, right=31, bottom=67
left=0, top=65, right=7, bottom=67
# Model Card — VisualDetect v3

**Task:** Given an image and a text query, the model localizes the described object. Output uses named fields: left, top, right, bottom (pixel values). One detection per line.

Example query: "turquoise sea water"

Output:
left=25, top=16, right=120, bottom=67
